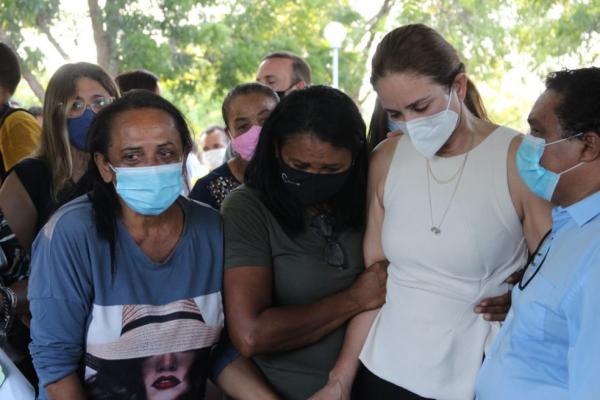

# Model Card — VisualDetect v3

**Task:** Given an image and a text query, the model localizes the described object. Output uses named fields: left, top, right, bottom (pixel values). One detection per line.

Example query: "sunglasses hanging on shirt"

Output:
left=518, top=230, right=552, bottom=290
left=310, top=213, right=346, bottom=269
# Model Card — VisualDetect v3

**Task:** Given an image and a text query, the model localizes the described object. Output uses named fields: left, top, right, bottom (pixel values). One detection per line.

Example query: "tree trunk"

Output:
left=0, top=28, right=45, bottom=102
left=87, top=0, right=117, bottom=75
left=357, top=0, right=394, bottom=105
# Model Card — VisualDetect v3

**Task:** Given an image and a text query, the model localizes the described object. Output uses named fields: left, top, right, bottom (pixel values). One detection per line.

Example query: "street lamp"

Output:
left=324, top=21, right=347, bottom=89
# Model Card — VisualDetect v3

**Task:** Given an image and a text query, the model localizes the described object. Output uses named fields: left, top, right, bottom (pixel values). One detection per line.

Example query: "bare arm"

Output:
left=474, top=135, right=552, bottom=321
left=224, top=263, right=386, bottom=358
left=0, top=171, right=38, bottom=322
left=45, top=373, right=86, bottom=400
left=215, top=356, right=280, bottom=400
left=310, top=137, right=398, bottom=399
left=506, top=136, right=552, bottom=251
left=0, top=170, right=38, bottom=251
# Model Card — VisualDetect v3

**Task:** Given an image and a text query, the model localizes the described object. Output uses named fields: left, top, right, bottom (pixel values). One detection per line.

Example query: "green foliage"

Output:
left=4, top=0, right=599, bottom=132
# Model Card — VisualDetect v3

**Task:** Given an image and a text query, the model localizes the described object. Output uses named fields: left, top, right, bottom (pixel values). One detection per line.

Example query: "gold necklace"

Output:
left=427, top=159, right=464, bottom=184
left=427, top=131, right=474, bottom=235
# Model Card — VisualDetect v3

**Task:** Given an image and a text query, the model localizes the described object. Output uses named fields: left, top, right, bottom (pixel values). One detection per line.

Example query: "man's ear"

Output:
left=296, top=81, right=308, bottom=90
left=94, top=153, right=114, bottom=183
left=579, top=131, right=600, bottom=162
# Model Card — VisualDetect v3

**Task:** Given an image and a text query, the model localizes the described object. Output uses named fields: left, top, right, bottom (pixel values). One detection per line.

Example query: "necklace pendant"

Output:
left=430, top=226, right=441, bottom=235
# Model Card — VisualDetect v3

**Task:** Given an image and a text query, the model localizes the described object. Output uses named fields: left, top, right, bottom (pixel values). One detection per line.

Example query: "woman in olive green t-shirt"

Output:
left=222, top=86, right=387, bottom=400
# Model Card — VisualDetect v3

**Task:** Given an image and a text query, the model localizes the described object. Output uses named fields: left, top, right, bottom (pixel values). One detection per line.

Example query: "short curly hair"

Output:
left=545, top=67, right=600, bottom=139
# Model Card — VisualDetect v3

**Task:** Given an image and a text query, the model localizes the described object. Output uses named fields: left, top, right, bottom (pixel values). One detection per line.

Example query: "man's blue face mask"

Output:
left=516, top=133, right=584, bottom=201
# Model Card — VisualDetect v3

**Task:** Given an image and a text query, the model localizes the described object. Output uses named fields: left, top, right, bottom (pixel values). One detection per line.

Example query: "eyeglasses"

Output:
left=65, top=97, right=114, bottom=118
left=518, top=230, right=552, bottom=290
left=311, top=213, right=346, bottom=269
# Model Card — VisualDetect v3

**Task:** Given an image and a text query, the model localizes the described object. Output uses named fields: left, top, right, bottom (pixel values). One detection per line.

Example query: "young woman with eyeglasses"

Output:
left=0, top=62, right=118, bottom=386
left=221, top=86, right=387, bottom=399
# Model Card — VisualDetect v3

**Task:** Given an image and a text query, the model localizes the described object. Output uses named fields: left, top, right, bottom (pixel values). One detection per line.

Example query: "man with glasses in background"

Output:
left=476, top=67, right=600, bottom=399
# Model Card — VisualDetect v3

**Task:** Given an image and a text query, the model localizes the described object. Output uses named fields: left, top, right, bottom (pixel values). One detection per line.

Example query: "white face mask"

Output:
left=202, top=147, right=226, bottom=170
left=388, top=88, right=459, bottom=159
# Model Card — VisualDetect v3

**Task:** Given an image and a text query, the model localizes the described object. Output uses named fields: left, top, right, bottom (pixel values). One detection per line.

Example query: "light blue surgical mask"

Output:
left=110, top=162, right=184, bottom=215
left=516, top=133, right=584, bottom=201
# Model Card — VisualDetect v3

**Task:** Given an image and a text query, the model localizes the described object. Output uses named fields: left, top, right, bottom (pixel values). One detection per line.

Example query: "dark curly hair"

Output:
left=545, top=67, right=600, bottom=139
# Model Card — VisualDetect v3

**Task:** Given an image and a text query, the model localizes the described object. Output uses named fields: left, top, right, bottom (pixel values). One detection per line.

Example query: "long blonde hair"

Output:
left=37, top=62, right=119, bottom=200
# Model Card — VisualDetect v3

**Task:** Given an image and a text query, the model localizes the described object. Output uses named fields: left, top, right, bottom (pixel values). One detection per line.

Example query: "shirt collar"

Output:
left=552, top=190, right=600, bottom=230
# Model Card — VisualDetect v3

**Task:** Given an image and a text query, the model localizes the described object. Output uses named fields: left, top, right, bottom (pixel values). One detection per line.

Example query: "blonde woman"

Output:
left=0, top=62, right=118, bottom=385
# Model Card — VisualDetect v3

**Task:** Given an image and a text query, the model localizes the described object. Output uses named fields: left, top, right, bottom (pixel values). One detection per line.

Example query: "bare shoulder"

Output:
left=370, top=135, right=402, bottom=175
left=0, top=170, right=30, bottom=205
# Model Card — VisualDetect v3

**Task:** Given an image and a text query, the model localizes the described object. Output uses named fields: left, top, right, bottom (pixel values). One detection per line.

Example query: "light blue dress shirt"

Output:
left=476, top=190, right=600, bottom=399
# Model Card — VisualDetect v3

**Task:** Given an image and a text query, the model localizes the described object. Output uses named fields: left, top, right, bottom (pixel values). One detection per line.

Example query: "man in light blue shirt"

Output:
left=476, top=67, right=600, bottom=399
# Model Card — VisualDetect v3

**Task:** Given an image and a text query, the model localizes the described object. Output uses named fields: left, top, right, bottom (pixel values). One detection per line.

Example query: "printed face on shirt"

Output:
left=142, top=351, right=196, bottom=400
left=225, top=92, right=277, bottom=138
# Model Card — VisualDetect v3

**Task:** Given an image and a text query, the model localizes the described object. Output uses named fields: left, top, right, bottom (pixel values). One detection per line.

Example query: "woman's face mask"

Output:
left=387, top=87, right=459, bottom=159
left=231, top=125, right=261, bottom=161
left=279, top=160, right=351, bottom=206
left=277, top=135, right=354, bottom=206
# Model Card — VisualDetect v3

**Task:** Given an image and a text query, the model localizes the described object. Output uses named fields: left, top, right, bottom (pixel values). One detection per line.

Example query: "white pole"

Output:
left=332, top=47, right=339, bottom=89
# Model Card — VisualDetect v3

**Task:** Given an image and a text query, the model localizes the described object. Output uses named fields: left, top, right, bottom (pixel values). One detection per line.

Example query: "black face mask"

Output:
left=279, top=161, right=351, bottom=206
left=275, top=80, right=300, bottom=99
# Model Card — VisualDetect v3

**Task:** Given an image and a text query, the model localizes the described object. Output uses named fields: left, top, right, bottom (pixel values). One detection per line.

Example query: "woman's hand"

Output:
left=308, top=376, right=350, bottom=400
left=348, top=260, right=388, bottom=312
left=474, top=269, right=523, bottom=321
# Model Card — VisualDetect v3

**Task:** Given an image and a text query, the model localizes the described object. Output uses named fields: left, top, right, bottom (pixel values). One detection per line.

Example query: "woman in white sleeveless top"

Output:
left=310, top=24, right=552, bottom=400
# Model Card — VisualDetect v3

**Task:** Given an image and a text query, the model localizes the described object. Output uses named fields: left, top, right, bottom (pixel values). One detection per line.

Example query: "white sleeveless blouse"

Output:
left=360, top=127, right=527, bottom=400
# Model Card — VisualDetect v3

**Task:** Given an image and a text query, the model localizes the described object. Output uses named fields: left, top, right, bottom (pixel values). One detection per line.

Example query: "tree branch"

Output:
left=363, top=0, right=394, bottom=59
left=356, top=0, right=395, bottom=106
left=87, top=0, right=117, bottom=74
left=35, top=14, right=70, bottom=60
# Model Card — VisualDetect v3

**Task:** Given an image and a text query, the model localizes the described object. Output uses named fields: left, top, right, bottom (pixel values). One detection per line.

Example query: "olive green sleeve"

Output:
left=221, top=186, right=272, bottom=269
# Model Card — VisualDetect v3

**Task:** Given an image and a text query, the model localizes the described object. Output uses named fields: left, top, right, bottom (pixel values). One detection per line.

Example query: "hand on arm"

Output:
left=474, top=269, right=523, bottom=321
left=310, top=137, right=398, bottom=399
left=224, top=263, right=385, bottom=357
left=474, top=136, right=553, bottom=323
